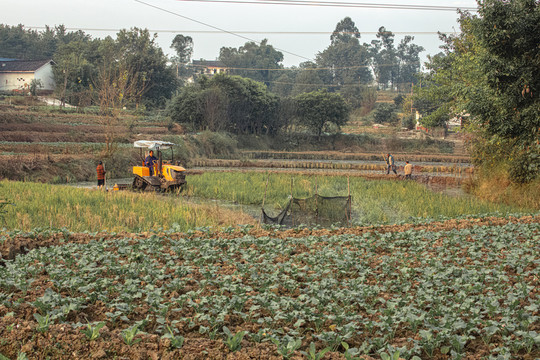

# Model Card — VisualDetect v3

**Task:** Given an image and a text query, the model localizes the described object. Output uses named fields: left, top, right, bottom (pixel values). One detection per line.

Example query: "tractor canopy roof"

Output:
left=133, top=140, right=176, bottom=151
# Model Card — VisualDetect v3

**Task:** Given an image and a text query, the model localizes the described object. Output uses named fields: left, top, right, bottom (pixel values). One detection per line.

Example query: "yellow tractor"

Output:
left=132, top=140, right=187, bottom=192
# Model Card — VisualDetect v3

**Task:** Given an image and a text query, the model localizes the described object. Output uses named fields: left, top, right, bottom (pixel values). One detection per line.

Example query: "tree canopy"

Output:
left=167, top=74, right=281, bottom=135
left=411, top=0, right=540, bottom=183
left=219, top=39, right=284, bottom=86
left=294, top=89, right=350, bottom=137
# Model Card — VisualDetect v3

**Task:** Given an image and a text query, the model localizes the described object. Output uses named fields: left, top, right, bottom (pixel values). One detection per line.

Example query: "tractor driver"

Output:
left=145, top=150, right=158, bottom=176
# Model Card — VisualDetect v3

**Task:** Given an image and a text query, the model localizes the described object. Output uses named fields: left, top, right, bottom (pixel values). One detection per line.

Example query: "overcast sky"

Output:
left=3, top=0, right=478, bottom=67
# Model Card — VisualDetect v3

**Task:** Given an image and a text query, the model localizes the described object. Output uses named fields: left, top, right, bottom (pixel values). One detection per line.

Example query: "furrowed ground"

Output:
left=0, top=215, right=538, bottom=360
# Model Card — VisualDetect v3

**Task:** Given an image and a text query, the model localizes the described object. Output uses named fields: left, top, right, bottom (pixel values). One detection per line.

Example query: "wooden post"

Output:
left=347, top=176, right=351, bottom=226
left=315, top=177, right=319, bottom=224
left=290, top=176, right=294, bottom=226
left=103, top=162, right=106, bottom=191
left=262, top=173, right=270, bottom=209
left=259, top=173, right=270, bottom=226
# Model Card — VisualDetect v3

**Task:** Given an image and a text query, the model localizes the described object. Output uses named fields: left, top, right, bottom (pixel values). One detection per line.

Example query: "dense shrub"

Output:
left=197, top=131, right=238, bottom=157
left=373, top=103, right=397, bottom=124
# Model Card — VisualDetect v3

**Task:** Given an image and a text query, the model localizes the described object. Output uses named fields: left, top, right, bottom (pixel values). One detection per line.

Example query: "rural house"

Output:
left=190, top=60, right=229, bottom=80
left=0, top=59, right=56, bottom=93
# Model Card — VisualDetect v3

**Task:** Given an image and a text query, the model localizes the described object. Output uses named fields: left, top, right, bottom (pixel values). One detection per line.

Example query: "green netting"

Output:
left=262, top=194, right=351, bottom=227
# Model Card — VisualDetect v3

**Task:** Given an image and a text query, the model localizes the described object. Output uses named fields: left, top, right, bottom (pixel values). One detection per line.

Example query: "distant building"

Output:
left=0, top=59, right=56, bottom=92
left=448, top=112, right=469, bottom=129
left=415, top=110, right=429, bottom=132
left=190, top=60, right=229, bottom=80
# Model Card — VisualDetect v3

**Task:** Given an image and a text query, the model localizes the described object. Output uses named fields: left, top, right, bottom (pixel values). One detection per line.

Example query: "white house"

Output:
left=188, top=60, right=229, bottom=83
left=0, top=59, right=56, bottom=92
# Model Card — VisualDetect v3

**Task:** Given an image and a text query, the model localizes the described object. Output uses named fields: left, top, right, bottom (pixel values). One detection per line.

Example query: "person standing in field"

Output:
left=145, top=150, right=158, bottom=176
left=96, top=161, right=106, bottom=189
left=404, top=160, right=413, bottom=179
left=386, top=153, right=397, bottom=175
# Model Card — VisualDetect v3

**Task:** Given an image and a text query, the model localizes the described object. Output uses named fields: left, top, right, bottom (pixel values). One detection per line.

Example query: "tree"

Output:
left=168, top=74, right=281, bottom=135
left=170, top=34, right=194, bottom=81
left=463, top=0, right=540, bottom=183
left=93, top=37, right=150, bottom=155
left=291, top=62, right=325, bottom=96
left=465, top=0, right=539, bottom=143
left=53, top=39, right=99, bottom=107
left=272, top=73, right=294, bottom=97
left=410, top=53, right=454, bottom=128
left=166, top=85, right=205, bottom=131
left=373, top=103, right=397, bottom=124
left=171, top=34, right=193, bottom=65
left=411, top=0, right=540, bottom=183
left=369, top=26, right=398, bottom=89
left=29, top=79, right=43, bottom=96
left=116, top=28, right=178, bottom=108
left=219, top=39, right=284, bottom=86
left=0, top=24, right=63, bottom=59
left=396, top=36, right=424, bottom=90
left=316, top=17, right=372, bottom=95
left=330, top=17, right=360, bottom=45
left=294, top=89, right=350, bottom=137
left=209, top=74, right=280, bottom=134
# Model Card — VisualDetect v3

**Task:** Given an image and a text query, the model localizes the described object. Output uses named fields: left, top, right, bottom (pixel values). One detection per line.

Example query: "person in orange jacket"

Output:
left=96, top=161, right=106, bottom=189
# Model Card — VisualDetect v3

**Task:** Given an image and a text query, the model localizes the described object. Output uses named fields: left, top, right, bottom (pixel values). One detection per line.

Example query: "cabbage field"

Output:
left=0, top=215, right=538, bottom=359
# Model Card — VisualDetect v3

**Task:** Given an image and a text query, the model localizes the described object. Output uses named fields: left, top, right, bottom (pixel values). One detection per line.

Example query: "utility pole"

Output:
left=410, top=82, right=414, bottom=116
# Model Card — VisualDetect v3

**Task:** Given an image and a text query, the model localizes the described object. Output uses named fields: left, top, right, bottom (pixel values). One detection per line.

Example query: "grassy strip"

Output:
left=185, top=172, right=523, bottom=224
left=0, top=180, right=254, bottom=232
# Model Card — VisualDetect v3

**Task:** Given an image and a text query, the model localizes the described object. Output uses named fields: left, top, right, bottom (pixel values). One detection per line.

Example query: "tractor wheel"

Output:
left=133, top=177, right=147, bottom=191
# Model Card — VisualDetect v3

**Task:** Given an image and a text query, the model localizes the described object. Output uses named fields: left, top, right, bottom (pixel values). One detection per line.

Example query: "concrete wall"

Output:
left=34, top=63, right=55, bottom=91
left=0, top=72, right=32, bottom=91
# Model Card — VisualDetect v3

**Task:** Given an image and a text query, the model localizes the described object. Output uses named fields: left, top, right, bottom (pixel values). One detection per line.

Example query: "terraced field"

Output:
left=0, top=101, right=470, bottom=186
left=0, top=215, right=538, bottom=359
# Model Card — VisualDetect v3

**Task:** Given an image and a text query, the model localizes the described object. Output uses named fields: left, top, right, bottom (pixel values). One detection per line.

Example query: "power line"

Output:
left=176, top=0, right=478, bottom=11
left=190, top=61, right=420, bottom=71
left=21, top=26, right=453, bottom=36
left=245, top=79, right=416, bottom=88
left=133, top=0, right=314, bottom=62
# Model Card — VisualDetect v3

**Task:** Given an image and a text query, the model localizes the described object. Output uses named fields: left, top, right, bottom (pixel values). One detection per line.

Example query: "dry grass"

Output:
left=465, top=169, right=540, bottom=211
left=0, top=180, right=256, bottom=232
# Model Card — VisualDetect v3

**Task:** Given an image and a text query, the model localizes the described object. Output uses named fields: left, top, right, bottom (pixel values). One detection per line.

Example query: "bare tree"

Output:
left=93, top=46, right=148, bottom=156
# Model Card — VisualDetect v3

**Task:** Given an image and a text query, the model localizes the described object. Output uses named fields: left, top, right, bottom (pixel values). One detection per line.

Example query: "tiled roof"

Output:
left=0, top=59, right=54, bottom=72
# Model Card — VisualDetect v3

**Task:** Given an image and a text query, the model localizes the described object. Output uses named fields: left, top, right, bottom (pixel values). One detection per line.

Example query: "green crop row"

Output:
left=0, top=221, right=538, bottom=358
